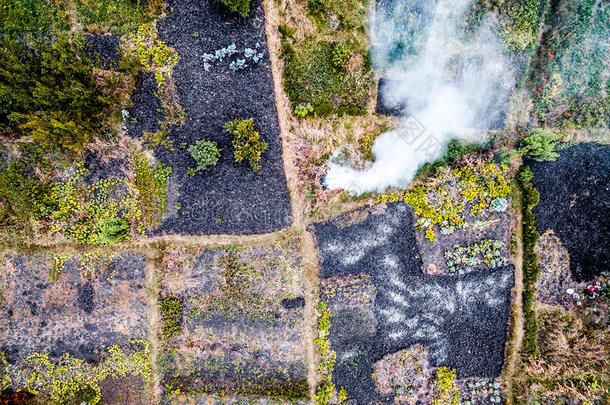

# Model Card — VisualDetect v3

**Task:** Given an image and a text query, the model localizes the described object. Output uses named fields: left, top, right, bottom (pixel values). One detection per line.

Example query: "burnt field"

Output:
left=0, top=251, right=151, bottom=403
left=313, top=203, right=513, bottom=403
left=127, top=0, right=292, bottom=235
left=529, top=142, right=610, bottom=282
left=156, top=235, right=309, bottom=403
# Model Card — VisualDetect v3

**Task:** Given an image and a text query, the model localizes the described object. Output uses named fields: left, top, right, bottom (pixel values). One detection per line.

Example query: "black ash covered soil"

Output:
left=529, top=142, right=610, bottom=282
left=127, top=0, right=292, bottom=235
left=313, top=203, right=513, bottom=403
left=0, top=253, right=148, bottom=363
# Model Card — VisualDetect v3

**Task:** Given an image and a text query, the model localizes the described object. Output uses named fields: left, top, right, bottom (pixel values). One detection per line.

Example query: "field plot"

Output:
left=156, top=234, right=309, bottom=403
left=0, top=251, right=151, bottom=403
left=314, top=202, right=513, bottom=403
left=529, top=142, right=610, bottom=282
left=127, top=0, right=292, bottom=235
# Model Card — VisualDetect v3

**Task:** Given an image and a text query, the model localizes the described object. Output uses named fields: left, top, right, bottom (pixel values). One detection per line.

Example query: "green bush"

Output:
left=215, top=0, right=252, bottom=17
left=159, top=295, right=183, bottom=338
left=308, top=0, right=331, bottom=14
left=517, top=165, right=541, bottom=358
left=500, top=0, right=545, bottom=52
left=519, top=128, right=561, bottom=161
left=0, top=158, right=51, bottom=232
left=96, top=217, right=129, bottom=246
left=0, top=33, right=130, bottom=152
left=224, top=118, right=268, bottom=174
left=188, top=139, right=221, bottom=172
left=416, top=139, right=485, bottom=178
left=314, top=102, right=333, bottom=117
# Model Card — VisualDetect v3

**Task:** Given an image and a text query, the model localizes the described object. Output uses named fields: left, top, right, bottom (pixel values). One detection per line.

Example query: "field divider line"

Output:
left=262, top=0, right=321, bottom=400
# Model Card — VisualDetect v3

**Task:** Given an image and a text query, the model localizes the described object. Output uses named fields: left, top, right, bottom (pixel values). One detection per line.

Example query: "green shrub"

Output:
left=224, top=118, right=268, bottom=174
left=314, top=102, right=333, bottom=117
left=517, top=165, right=541, bottom=357
left=127, top=153, right=172, bottom=233
left=0, top=158, right=51, bottom=232
left=308, top=0, right=331, bottom=14
left=330, top=42, right=352, bottom=72
left=500, top=0, right=545, bottom=52
left=159, top=295, right=183, bottom=338
left=96, top=217, right=129, bottom=246
left=188, top=139, right=221, bottom=172
left=215, top=0, right=252, bottom=17
left=0, top=33, right=131, bottom=152
left=416, top=139, right=484, bottom=178
left=519, top=128, right=561, bottom=161
left=294, top=103, right=314, bottom=118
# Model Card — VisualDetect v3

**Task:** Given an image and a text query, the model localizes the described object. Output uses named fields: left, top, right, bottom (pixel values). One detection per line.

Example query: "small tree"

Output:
left=519, top=129, right=561, bottom=162
left=188, top=139, right=221, bottom=172
left=224, top=118, right=268, bottom=174
left=216, top=0, right=253, bottom=17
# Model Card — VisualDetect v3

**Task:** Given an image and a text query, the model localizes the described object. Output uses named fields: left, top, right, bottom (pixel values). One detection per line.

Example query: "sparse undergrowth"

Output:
left=0, top=341, right=152, bottom=404
left=376, top=162, right=511, bottom=241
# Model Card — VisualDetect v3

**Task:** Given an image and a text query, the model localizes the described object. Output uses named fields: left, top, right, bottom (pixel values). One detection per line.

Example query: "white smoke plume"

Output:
left=325, top=0, right=516, bottom=194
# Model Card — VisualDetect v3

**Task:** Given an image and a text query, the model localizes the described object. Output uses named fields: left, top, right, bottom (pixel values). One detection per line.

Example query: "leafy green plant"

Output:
left=444, top=239, right=508, bottom=275
left=96, top=217, right=130, bottom=246
left=518, top=128, right=561, bottom=161
left=159, top=295, right=183, bottom=338
left=294, top=103, right=314, bottom=118
left=224, top=118, right=268, bottom=174
left=188, top=139, right=221, bottom=172
left=432, top=367, right=461, bottom=405
left=215, top=0, right=253, bottom=17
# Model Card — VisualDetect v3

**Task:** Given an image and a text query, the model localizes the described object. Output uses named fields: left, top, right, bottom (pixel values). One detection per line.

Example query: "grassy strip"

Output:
left=166, top=376, right=309, bottom=400
left=516, top=165, right=541, bottom=358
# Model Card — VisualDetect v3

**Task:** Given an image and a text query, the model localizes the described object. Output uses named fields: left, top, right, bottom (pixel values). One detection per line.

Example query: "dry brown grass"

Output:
left=513, top=307, right=610, bottom=403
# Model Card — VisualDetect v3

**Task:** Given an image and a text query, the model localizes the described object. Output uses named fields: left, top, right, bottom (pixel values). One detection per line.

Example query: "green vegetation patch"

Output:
left=75, top=0, right=163, bottom=34
left=159, top=295, right=184, bottom=339
left=431, top=367, right=461, bottom=405
left=0, top=0, right=69, bottom=37
left=279, top=25, right=372, bottom=117
left=224, top=118, right=268, bottom=174
left=215, top=0, right=253, bottom=18
left=376, top=162, right=511, bottom=242
left=0, top=341, right=152, bottom=405
left=499, top=0, right=547, bottom=52
left=516, top=165, right=541, bottom=358
left=530, top=0, right=610, bottom=128
left=0, top=33, right=132, bottom=153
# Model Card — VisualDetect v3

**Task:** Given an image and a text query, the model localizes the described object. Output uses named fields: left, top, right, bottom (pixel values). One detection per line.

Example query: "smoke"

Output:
left=325, top=0, right=516, bottom=194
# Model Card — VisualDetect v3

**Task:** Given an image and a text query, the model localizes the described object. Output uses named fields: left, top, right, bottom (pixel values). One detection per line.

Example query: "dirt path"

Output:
left=67, top=0, right=82, bottom=32
left=144, top=249, right=162, bottom=404
left=263, top=0, right=321, bottom=399
left=501, top=190, right=525, bottom=402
